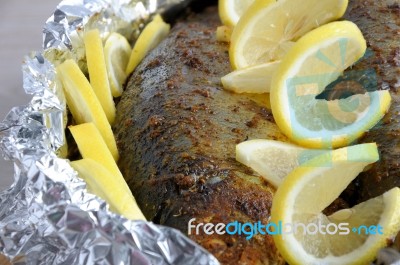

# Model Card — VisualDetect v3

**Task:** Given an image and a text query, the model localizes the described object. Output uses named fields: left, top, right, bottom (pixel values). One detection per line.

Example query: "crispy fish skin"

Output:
left=115, top=1, right=399, bottom=264
left=114, top=6, right=286, bottom=265
left=343, top=1, right=400, bottom=203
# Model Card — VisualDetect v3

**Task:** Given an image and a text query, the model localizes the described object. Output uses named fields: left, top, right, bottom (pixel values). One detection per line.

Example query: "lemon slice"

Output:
left=222, top=61, right=280, bottom=94
left=271, top=143, right=400, bottom=264
left=71, top=159, right=146, bottom=220
left=218, top=0, right=255, bottom=27
left=104, top=32, right=132, bottom=98
left=125, top=16, right=170, bottom=75
left=236, top=139, right=328, bottom=187
left=57, top=59, right=119, bottom=160
left=152, top=14, right=163, bottom=23
left=230, top=0, right=348, bottom=69
left=69, top=123, right=123, bottom=179
left=216, top=25, right=232, bottom=43
left=270, top=21, right=391, bottom=149
left=84, top=29, right=116, bottom=124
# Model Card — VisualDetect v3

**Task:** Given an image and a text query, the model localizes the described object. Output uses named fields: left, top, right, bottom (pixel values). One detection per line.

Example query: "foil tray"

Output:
left=0, top=0, right=219, bottom=264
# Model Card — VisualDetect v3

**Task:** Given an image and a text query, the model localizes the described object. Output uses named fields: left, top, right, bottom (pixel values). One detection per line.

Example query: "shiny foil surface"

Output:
left=0, top=0, right=218, bottom=264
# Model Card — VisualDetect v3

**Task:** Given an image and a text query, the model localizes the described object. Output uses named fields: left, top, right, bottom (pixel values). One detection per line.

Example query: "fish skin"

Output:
left=114, top=1, right=400, bottom=264
left=114, top=6, right=286, bottom=265
left=342, top=1, right=400, bottom=203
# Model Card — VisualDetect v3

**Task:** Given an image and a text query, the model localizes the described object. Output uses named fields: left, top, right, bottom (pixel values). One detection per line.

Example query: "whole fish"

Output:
left=343, top=0, right=400, bottom=204
left=114, top=1, right=400, bottom=264
left=115, top=6, right=286, bottom=264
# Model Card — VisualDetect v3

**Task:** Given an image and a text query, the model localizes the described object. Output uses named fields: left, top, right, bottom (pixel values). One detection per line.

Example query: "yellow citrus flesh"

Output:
left=104, top=32, right=132, bottom=98
left=218, top=0, right=255, bottom=27
left=271, top=143, right=400, bottom=264
left=222, top=61, right=280, bottom=94
left=69, top=123, right=123, bottom=180
left=84, top=29, right=116, bottom=124
left=152, top=14, right=163, bottom=23
left=125, top=17, right=170, bottom=75
left=71, top=159, right=146, bottom=221
left=56, top=59, right=119, bottom=160
left=230, top=0, right=348, bottom=69
left=270, top=21, right=391, bottom=149
left=236, top=139, right=328, bottom=187
left=216, top=25, right=232, bottom=43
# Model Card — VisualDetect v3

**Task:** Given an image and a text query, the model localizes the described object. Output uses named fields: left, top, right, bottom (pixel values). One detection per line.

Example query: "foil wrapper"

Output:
left=0, top=0, right=219, bottom=264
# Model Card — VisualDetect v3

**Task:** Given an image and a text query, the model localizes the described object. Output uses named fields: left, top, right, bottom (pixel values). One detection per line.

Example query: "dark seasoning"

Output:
left=344, top=0, right=400, bottom=205
left=111, top=1, right=400, bottom=265
left=114, top=5, right=286, bottom=265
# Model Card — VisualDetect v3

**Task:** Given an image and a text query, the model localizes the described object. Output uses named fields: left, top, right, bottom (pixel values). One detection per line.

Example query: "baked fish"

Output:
left=114, top=1, right=400, bottom=264
left=114, top=6, right=286, bottom=265
left=343, top=0, right=400, bottom=205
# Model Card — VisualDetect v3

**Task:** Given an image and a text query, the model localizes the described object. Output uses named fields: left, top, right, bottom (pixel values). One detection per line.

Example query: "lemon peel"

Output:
left=270, top=21, right=391, bottom=149
left=84, top=29, right=116, bottom=124
left=236, top=139, right=328, bottom=187
left=218, top=0, right=255, bottom=27
left=125, top=16, right=170, bottom=75
left=69, top=123, right=123, bottom=179
left=71, top=159, right=146, bottom=220
left=216, top=25, right=232, bottom=43
left=230, top=0, right=348, bottom=69
left=56, top=59, right=119, bottom=160
left=271, top=143, right=400, bottom=265
left=222, top=61, right=280, bottom=94
left=104, top=32, right=132, bottom=97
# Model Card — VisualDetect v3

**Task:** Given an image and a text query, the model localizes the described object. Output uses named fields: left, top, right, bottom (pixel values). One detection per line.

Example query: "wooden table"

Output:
left=0, top=0, right=59, bottom=191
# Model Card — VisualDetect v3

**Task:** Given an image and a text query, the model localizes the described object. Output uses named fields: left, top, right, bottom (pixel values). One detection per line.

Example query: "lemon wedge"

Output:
left=236, top=139, right=328, bottom=187
left=216, top=25, right=232, bottom=43
left=69, top=123, right=123, bottom=179
left=84, top=29, right=116, bottom=124
left=271, top=143, right=400, bottom=264
left=104, top=32, right=132, bottom=98
left=152, top=14, right=163, bottom=23
left=270, top=21, right=391, bottom=149
left=125, top=16, right=170, bottom=75
left=222, top=61, right=280, bottom=94
left=56, top=59, right=119, bottom=160
left=71, top=159, right=146, bottom=220
left=218, top=0, right=255, bottom=27
left=230, top=0, right=348, bottom=69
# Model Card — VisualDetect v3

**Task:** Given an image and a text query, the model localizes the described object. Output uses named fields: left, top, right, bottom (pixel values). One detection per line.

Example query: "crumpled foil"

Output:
left=0, top=0, right=219, bottom=264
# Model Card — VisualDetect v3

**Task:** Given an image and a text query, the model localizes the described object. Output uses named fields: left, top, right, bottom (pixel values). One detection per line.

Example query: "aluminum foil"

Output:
left=0, top=0, right=219, bottom=264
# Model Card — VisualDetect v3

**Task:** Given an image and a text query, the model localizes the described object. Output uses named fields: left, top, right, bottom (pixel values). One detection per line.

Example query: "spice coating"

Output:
left=114, top=1, right=400, bottom=263
left=114, top=6, right=286, bottom=265
left=343, top=1, right=400, bottom=203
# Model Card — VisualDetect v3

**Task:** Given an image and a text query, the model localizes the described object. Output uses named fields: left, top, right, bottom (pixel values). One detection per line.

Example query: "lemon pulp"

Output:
left=270, top=21, right=391, bottom=148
